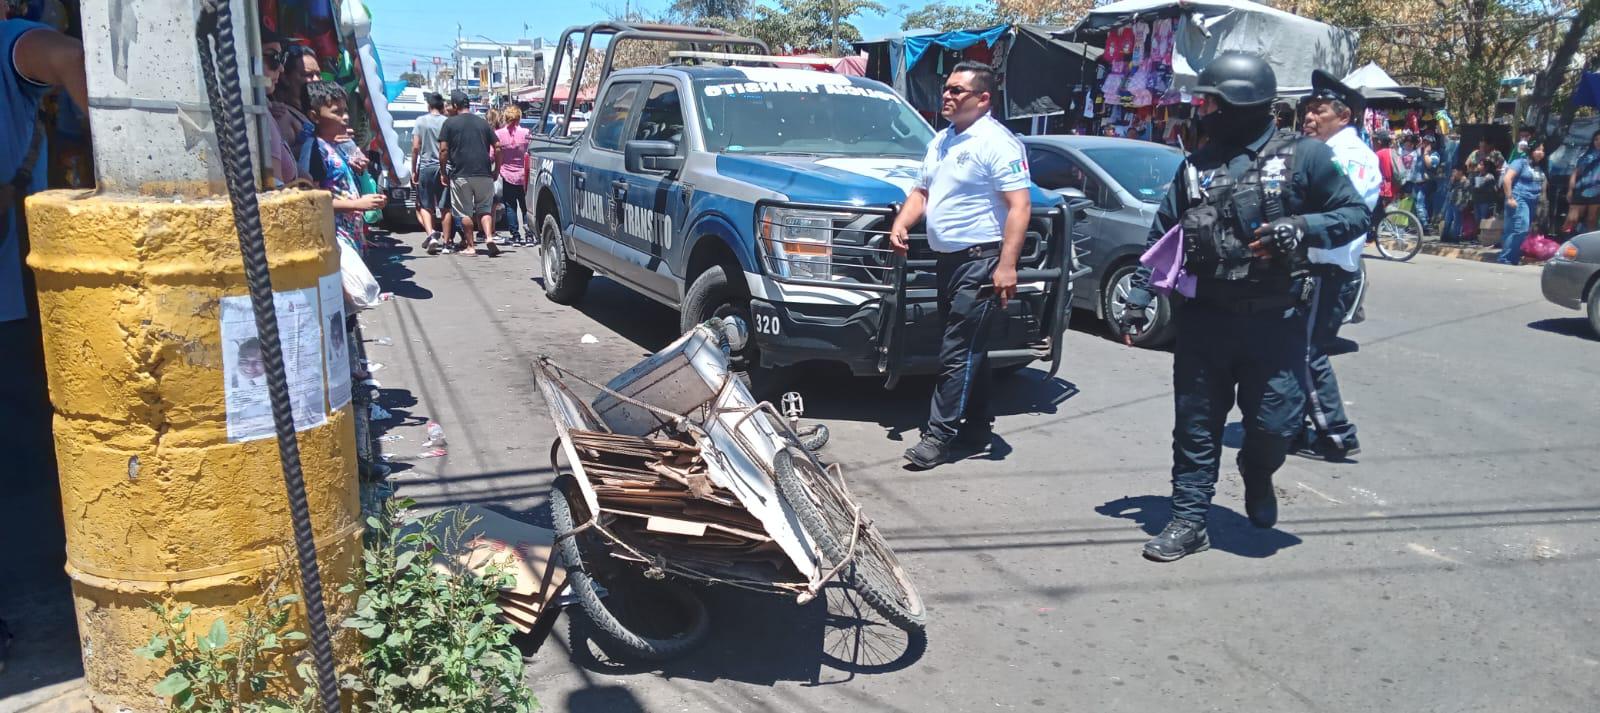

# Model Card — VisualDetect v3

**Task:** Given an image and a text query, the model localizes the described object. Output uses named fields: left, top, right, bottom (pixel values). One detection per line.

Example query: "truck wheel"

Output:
left=681, top=264, right=783, bottom=395
left=1101, top=263, right=1176, bottom=348
left=540, top=213, right=591, bottom=305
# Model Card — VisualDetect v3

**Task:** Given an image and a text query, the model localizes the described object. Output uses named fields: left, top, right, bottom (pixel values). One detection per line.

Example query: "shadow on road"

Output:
left=1095, top=495, right=1303, bottom=559
left=1526, top=317, right=1597, bottom=341
left=365, top=233, right=435, bottom=301
left=797, top=364, right=1079, bottom=445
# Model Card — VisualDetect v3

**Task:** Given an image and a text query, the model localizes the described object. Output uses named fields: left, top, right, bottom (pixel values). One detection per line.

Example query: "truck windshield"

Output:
left=695, top=79, right=933, bottom=157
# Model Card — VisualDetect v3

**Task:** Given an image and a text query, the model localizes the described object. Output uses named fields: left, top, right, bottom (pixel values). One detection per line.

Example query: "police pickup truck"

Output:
left=529, top=27, right=1081, bottom=391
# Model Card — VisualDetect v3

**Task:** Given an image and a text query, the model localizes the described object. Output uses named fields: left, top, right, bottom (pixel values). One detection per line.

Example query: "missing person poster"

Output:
left=319, top=273, right=353, bottom=411
left=220, top=288, right=327, bottom=442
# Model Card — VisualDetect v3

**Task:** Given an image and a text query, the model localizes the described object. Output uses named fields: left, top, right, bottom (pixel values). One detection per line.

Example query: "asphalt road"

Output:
left=360, top=229, right=1600, bottom=713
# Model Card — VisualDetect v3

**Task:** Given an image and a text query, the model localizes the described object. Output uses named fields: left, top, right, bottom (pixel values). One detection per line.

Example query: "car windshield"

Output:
left=694, top=78, right=932, bottom=157
left=1079, top=146, right=1183, bottom=204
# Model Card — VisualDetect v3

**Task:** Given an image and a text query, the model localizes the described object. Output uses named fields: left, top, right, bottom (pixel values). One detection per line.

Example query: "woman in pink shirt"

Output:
left=496, top=106, right=533, bottom=245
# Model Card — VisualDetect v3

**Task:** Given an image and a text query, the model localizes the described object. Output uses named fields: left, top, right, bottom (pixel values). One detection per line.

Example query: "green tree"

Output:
left=397, top=72, right=426, bottom=88
left=752, top=0, right=885, bottom=54
left=899, top=1, right=999, bottom=31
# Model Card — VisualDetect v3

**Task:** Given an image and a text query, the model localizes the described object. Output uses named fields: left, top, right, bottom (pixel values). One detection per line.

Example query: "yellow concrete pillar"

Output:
left=25, top=189, right=362, bottom=711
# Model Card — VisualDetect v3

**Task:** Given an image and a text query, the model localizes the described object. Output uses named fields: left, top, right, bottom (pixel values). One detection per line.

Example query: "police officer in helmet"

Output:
left=1119, top=52, right=1370, bottom=562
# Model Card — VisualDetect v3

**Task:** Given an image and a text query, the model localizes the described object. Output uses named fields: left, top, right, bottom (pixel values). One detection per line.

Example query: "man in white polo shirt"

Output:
left=890, top=61, right=1032, bottom=469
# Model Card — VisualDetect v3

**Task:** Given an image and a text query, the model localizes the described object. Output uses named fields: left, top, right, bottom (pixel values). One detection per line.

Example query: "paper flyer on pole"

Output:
left=320, top=273, right=353, bottom=411
left=220, top=289, right=328, bottom=442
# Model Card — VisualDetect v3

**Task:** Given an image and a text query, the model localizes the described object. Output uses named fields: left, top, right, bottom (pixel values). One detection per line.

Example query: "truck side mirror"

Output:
left=626, top=140, right=683, bottom=174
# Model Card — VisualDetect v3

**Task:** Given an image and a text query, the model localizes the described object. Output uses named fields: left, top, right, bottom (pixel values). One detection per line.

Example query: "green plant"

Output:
left=342, top=500, right=537, bottom=713
left=135, top=587, right=320, bottom=712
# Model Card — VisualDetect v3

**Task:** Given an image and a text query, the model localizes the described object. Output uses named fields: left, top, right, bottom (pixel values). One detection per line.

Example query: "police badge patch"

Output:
left=1262, top=157, right=1289, bottom=184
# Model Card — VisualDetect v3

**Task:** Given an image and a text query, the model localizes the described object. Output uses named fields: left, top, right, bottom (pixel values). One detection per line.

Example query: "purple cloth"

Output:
left=1139, top=223, right=1196, bottom=298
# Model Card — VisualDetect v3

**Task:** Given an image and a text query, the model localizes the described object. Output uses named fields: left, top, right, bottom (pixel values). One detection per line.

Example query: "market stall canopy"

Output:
left=548, top=84, right=599, bottom=102
left=1280, top=61, right=1443, bottom=104
left=855, top=29, right=939, bottom=96
left=513, top=84, right=546, bottom=102
left=1571, top=72, right=1600, bottom=109
left=769, top=53, right=867, bottom=75
left=1069, top=0, right=1357, bottom=97
left=1005, top=25, right=1102, bottom=119
left=857, top=25, right=1010, bottom=118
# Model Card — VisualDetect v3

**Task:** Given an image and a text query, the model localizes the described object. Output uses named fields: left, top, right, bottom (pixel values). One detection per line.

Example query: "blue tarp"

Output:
left=902, top=24, right=1009, bottom=72
left=1572, top=72, right=1600, bottom=109
left=383, top=80, right=408, bottom=102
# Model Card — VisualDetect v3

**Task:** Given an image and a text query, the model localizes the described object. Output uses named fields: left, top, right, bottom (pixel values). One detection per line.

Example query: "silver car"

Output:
left=1021, top=136, right=1183, bottom=347
left=1540, top=231, right=1600, bottom=337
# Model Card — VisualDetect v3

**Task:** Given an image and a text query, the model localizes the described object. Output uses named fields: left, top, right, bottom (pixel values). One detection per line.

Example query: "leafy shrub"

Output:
left=341, top=500, right=537, bottom=713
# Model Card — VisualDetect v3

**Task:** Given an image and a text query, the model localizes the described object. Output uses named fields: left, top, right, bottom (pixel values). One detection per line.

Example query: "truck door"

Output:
left=569, top=80, right=644, bottom=275
left=612, top=79, right=689, bottom=303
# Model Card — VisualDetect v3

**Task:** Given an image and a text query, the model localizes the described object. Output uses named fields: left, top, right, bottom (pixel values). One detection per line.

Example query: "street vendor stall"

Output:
left=1061, top=0, right=1357, bottom=146
left=857, top=25, right=1010, bottom=123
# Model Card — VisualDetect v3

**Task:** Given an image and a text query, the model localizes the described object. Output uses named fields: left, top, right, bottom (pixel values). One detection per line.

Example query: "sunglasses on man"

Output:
left=942, top=84, right=979, bottom=98
left=263, top=48, right=284, bottom=70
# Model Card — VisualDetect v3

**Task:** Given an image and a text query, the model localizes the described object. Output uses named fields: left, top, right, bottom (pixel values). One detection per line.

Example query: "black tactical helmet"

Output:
left=1193, top=51, right=1277, bottom=108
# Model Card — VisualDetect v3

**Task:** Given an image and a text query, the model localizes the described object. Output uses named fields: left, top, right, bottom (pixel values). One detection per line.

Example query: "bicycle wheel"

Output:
left=1375, top=209, right=1424, bottom=261
left=549, top=475, right=711, bottom=661
left=772, top=448, right=926, bottom=633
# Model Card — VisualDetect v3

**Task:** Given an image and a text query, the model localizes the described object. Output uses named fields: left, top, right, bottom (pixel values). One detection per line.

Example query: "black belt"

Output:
left=936, top=243, right=1001, bottom=261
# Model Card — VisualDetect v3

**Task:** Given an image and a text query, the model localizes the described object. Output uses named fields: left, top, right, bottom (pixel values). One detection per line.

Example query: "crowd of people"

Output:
left=408, top=91, right=536, bottom=256
left=1367, top=122, right=1600, bottom=266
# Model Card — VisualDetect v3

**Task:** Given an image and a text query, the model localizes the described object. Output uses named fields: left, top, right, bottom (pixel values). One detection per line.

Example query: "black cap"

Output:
left=1307, top=69, right=1364, bottom=117
left=1194, top=52, right=1277, bottom=108
left=450, top=89, right=470, bottom=106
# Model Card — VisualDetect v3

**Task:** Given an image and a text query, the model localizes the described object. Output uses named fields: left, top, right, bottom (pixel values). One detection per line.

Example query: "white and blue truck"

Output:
left=529, top=22, right=1084, bottom=392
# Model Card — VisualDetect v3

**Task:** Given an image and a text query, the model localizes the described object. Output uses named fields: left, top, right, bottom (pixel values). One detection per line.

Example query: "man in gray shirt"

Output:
left=411, top=92, right=448, bottom=250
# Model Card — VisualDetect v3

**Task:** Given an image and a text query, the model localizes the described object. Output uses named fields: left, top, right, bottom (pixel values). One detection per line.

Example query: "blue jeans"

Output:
left=1429, top=179, right=1448, bottom=226
left=1499, top=199, right=1531, bottom=264
left=1407, top=183, right=1430, bottom=227
left=1441, top=203, right=1462, bottom=241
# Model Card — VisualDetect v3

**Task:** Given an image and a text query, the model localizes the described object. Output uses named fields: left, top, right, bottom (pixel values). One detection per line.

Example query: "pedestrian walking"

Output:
left=1563, top=130, right=1600, bottom=235
left=412, top=92, right=448, bottom=253
left=1297, top=70, right=1378, bottom=461
left=496, top=105, right=533, bottom=245
left=1118, top=53, right=1370, bottom=562
left=1499, top=142, right=1547, bottom=265
left=438, top=90, right=501, bottom=256
left=889, top=61, right=1032, bottom=470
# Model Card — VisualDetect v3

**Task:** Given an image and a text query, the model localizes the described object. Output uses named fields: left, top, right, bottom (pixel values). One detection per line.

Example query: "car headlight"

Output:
left=758, top=207, right=851, bottom=280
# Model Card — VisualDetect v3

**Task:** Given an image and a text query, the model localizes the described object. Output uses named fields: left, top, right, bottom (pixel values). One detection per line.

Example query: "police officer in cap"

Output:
left=1297, top=69, right=1382, bottom=461
left=1119, top=52, right=1370, bottom=562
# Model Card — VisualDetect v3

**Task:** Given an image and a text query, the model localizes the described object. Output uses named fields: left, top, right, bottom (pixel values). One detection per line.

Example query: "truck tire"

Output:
left=1101, top=262, right=1176, bottom=348
left=681, top=264, right=783, bottom=395
left=549, top=476, right=711, bottom=661
left=540, top=213, right=591, bottom=305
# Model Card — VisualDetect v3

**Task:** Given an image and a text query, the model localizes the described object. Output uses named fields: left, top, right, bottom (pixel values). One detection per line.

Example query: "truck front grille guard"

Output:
left=753, top=201, right=1056, bottom=293
left=753, top=200, right=1092, bottom=385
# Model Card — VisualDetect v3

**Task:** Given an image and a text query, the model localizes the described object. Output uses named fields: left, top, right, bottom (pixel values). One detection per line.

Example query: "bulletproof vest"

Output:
left=1181, top=131, right=1302, bottom=282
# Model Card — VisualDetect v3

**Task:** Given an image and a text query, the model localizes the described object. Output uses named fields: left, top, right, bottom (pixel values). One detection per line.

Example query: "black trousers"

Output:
left=1301, top=267, right=1358, bottom=445
left=924, top=248, right=1000, bottom=442
left=1169, top=295, right=1308, bottom=524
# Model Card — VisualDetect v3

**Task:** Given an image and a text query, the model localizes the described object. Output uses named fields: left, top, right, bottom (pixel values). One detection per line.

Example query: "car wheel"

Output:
left=1101, top=262, right=1176, bottom=348
left=1588, top=280, right=1600, bottom=339
left=680, top=264, right=784, bottom=396
left=540, top=213, right=591, bottom=305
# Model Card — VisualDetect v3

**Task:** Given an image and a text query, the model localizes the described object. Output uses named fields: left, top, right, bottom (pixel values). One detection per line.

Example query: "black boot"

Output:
left=952, top=419, right=993, bottom=452
left=1319, top=432, right=1361, bottom=461
left=903, top=435, right=950, bottom=470
left=1143, top=519, right=1210, bottom=562
left=1239, top=455, right=1278, bottom=528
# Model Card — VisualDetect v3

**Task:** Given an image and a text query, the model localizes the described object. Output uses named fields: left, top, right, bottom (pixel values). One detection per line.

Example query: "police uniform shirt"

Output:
left=917, top=114, right=1032, bottom=253
left=1309, top=125, right=1382, bottom=272
left=1142, top=124, right=1371, bottom=294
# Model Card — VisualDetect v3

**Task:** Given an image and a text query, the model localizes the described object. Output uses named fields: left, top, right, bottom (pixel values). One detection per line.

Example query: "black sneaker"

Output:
left=1143, top=519, right=1210, bottom=562
left=1320, top=433, right=1361, bottom=461
left=903, top=435, right=950, bottom=470
left=952, top=421, right=993, bottom=451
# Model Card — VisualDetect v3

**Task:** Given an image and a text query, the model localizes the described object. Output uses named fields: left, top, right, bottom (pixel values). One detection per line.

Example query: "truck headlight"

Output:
left=758, top=207, right=850, bottom=281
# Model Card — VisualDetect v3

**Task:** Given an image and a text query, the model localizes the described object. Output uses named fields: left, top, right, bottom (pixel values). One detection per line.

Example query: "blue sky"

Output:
left=367, top=0, right=930, bottom=78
